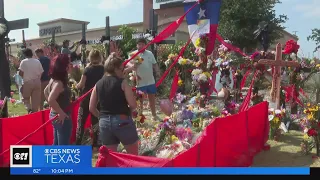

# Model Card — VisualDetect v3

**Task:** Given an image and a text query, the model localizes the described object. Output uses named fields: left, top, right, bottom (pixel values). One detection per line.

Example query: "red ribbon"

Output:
left=239, top=71, right=259, bottom=112
left=216, top=34, right=248, bottom=57
left=282, top=85, right=303, bottom=107
left=122, top=2, right=198, bottom=67
left=207, top=69, right=218, bottom=96
left=169, top=69, right=179, bottom=101
left=240, top=69, right=251, bottom=91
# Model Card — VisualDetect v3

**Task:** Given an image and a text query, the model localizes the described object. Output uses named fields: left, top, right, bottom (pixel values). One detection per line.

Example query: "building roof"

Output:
left=37, top=18, right=90, bottom=26
left=282, top=29, right=299, bottom=40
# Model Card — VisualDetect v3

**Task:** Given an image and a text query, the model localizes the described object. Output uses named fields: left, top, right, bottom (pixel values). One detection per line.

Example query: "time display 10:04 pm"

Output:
left=51, top=168, right=74, bottom=174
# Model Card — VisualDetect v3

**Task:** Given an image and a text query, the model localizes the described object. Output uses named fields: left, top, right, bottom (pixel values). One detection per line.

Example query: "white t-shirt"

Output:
left=130, top=50, right=157, bottom=88
left=19, top=58, right=44, bottom=82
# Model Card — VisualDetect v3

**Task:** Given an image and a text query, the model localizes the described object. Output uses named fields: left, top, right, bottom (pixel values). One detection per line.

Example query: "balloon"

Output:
left=159, top=99, right=173, bottom=116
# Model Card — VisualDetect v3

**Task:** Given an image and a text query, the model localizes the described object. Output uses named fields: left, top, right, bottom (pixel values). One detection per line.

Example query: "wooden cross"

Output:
left=258, top=43, right=300, bottom=110
left=81, top=23, right=87, bottom=66
left=21, top=30, right=26, bottom=48
left=0, top=0, right=29, bottom=119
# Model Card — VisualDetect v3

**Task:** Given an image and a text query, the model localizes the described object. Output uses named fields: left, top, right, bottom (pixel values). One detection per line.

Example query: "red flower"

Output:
left=283, top=40, right=300, bottom=54
left=307, top=128, right=318, bottom=137
left=139, top=115, right=146, bottom=124
left=10, top=98, right=16, bottom=104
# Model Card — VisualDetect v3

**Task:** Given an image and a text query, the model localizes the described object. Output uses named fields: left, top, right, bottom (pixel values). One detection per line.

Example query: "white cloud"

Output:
left=97, top=0, right=134, bottom=10
left=294, top=0, right=320, bottom=18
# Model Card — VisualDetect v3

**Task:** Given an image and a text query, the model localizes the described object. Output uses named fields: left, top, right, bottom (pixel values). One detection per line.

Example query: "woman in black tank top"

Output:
left=89, top=53, right=139, bottom=155
left=75, top=50, right=104, bottom=148
left=44, top=54, right=73, bottom=145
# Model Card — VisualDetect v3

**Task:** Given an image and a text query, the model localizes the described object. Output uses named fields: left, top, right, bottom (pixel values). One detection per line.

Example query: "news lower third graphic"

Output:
left=10, top=145, right=92, bottom=174
left=9, top=145, right=310, bottom=175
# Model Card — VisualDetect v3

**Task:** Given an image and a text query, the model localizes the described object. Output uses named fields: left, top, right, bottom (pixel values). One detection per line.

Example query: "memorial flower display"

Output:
left=300, top=104, right=320, bottom=155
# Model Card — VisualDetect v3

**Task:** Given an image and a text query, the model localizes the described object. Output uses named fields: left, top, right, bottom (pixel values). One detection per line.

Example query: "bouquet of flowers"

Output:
left=0, top=97, right=7, bottom=118
left=268, top=108, right=285, bottom=141
left=128, top=52, right=144, bottom=86
left=129, top=52, right=144, bottom=66
left=300, top=104, right=320, bottom=155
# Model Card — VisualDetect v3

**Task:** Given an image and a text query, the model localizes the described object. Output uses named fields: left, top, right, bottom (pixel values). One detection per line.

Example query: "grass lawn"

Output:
left=7, top=85, right=320, bottom=167
left=7, top=85, right=27, bottom=117
left=253, top=131, right=320, bottom=167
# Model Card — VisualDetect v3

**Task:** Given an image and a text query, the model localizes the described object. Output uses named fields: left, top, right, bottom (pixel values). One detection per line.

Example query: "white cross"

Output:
left=198, top=8, right=206, bottom=18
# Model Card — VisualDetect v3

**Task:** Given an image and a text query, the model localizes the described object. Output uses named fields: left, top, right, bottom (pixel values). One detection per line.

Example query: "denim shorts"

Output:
left=99, top=114, right=138, bottom=146
left=50, top=111, right=72, bottom=145
left=137, top=84, right=157, bottom=94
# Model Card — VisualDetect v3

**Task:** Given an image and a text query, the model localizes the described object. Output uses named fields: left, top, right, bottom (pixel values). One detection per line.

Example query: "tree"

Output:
left=304, top=73, right=320, bottom=104
left=307, top=28, right=320, bottom=53
left=117, top=25, right=137, bottom=58
left=218, top=0, right=288, bottom=51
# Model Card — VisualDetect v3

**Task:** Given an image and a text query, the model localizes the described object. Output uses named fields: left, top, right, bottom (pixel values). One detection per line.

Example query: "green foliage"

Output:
left=156, top=41, right=197, bottom=97
left=218, top=0, right=288, bottom=50
left=117, top=25, right=137, bottom=58
left=307, top=28, right=320, bottom=52
left=157, top=41, right=197, bottom=62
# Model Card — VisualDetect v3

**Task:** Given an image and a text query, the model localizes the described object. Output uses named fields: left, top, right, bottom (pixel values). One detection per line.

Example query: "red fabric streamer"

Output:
left=239, top=71, right=259, bottom=112
left=123, top=2, right=198, bottom=67
left=240, top=69, right=251, bottom=91
left=283, top=85, right=303, bottom=107
left=169, top=69, right=179, bottom=101
left=156, top=36, right=194, bottom=87
left=216, top=34, right=248, bottom=57
left=207, top=69, right=218, bottom=96
left=206, top=24, right=218, bottom=55
left=299, top=88, right=307, bottom=97
left=95, top=102, right=269, bottom=167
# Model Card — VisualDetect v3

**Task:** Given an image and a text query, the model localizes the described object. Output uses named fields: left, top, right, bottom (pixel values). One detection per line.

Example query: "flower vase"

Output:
left=269, top=127, right=279, bottom=141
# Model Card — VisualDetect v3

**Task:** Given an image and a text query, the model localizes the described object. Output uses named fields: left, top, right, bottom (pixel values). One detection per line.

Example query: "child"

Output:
left=13, top=71, right=23, bottom=103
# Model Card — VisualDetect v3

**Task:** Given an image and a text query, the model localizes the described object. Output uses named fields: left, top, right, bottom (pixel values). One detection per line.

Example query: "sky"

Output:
left=4, top=0, right=320, bottom=58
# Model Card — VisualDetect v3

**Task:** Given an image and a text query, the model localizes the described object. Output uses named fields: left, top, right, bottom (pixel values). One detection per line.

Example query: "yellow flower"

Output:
left=307, top=113, right=314, bottom=120
left=303, top=134, right=310, bottom=140
left=195, top=38, right=201, bottom=47
left=138, top=57, right=144, bottom=63
left=178, top=80, right=183, bottom=86
left=203, top=72, right=211, bottom=78
left=171, top=135, right=179, bottom=142
left=168, top=54, right=177, bottom=60
left=180, top=58, right=187, bottom=65
left=316, top=64, right=320, bottom=68
left=273, top=117, right=280, bottom=124
left=307, top=103, right=311, bottom=107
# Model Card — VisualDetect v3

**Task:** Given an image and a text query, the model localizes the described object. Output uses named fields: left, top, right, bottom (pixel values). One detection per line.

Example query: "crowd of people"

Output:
left=11, top=38, right=161, bottom=155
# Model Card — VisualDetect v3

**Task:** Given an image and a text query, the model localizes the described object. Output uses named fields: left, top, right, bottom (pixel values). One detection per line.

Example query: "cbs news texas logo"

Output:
left=10, top=145, right=32, bottom=168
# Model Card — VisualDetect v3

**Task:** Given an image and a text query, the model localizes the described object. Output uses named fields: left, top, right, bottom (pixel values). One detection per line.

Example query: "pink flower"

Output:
left=0, top=100, right=4, bottom=109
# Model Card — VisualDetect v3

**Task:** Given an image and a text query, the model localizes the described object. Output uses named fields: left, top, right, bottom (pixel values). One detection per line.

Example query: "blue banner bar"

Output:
left=11, top=167, right=310, bottom=175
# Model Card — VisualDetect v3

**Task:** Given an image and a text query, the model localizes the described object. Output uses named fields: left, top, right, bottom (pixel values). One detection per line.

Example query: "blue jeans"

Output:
left=50, top=111, right=73, bottom=145
left=99, top=114, right=138, bottom=146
